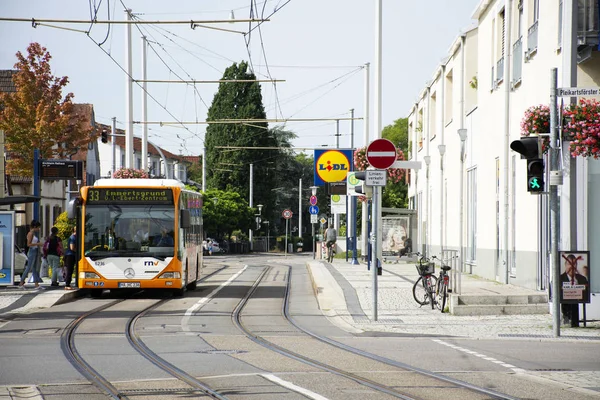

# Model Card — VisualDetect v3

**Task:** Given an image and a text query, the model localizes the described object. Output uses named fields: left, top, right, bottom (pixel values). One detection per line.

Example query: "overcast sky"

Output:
left=0, top=0, right=480, bottom=157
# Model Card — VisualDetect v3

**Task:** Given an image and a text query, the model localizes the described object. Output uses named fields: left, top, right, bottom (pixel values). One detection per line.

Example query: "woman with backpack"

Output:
left=45, top=226, right=63, bottom=287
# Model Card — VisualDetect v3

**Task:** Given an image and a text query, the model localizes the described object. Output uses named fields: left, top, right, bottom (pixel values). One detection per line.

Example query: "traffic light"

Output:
left=510, top=137, right=545, bottom=193
left=353, top=171, right=372, bottom=197
left=527, top=159, right=544, bottom=193
left=101, top=129, right=108, bottom=143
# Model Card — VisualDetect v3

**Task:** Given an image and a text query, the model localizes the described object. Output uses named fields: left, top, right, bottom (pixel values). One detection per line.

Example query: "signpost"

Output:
left=366, top=138, right=397, bottom=169
left=309, top=195, right=318, bottom=206
left=309, top=205, right=319, bottom=215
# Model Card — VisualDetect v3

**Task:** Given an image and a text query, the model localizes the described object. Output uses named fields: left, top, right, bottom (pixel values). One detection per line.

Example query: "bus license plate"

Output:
left=119, top=282, right=141, bottom=288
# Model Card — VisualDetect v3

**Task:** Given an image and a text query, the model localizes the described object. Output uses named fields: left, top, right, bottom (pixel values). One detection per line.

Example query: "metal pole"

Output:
left=249, top=163, right=253, bottom=250
left=299, top=178, right=302, bottom=241
left=503, top=0, right=513, bottom=284
left=141, top=36, right=148, bottom=171
left=33, top=149, right=40, bottom=221
left=111, top=117, right=117, bottom=176
left=550, top=68, right=561, bottom=337
left=202, top=147, right=206, bottom=191
left=125, top=9, right=134, bottom=168
left=285, top=218, right=288, bottom=258
left=336, top=119, right=340, bottom=149
left=350, top=109, right=359, bottom=264
left=362, top=63, right=370, bottom=260
left=372, top=0, right=382, bottom=322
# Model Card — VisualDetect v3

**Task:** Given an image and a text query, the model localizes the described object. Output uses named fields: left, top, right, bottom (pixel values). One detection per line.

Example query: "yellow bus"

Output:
left=68, top=178, right=203, bottom=297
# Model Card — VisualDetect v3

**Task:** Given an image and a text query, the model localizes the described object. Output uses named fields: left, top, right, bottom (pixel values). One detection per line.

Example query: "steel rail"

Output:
left=283, top=267, right=520, bottom=400
left=232, top=265, right=415, bottom=400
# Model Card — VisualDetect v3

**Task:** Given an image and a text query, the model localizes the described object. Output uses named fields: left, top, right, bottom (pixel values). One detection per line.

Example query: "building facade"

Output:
left=407, top=0, right=600, bottom=318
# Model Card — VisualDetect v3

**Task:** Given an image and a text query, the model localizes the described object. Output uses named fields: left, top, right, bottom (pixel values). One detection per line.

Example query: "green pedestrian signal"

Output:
left=527, top=159, right=544, bottom=193
left=510, top=137, right=545, bottom=194
left=529, top=177, right=541, bottom=190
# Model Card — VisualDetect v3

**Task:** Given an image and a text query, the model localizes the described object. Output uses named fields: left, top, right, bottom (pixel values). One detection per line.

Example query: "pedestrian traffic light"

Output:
left=353, top=171, right=372, bottom=197
left=101, top=129, right=108, bottom=143
left=527, top=159, right=545, bottom=193
left=510, top=137, right=545, bottom=193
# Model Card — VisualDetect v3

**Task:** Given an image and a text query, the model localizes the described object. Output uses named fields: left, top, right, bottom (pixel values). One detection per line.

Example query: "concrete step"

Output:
left=449, top=294, right=549, bottom=316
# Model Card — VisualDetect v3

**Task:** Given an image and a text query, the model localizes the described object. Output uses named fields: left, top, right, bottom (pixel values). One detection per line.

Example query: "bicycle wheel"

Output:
left=413, top=275, right=437, bottom=306
left=437, top=275, right=448, bottom=312
left=327, top=247, right=333, bottom=263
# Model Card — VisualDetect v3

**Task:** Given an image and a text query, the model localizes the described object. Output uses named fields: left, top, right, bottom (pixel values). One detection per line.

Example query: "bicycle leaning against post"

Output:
left=411, top=252, right=437, bottom=309
left=431, top=255, right=452, bottom=313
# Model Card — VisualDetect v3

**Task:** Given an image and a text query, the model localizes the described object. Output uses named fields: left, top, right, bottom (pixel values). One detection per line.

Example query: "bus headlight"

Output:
left=159, top=272, right=181, bottom=279
left=80, top=272, right=101, bottom=279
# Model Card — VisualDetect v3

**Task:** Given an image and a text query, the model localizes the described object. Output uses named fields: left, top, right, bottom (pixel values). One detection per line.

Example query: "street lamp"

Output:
left=457, top=128, right=468, bottom=295
left=423, top=155, right=431, bottom=256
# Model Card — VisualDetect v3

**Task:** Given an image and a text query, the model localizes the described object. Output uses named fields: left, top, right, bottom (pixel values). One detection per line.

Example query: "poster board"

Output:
left=559, top=250, right=591, bottom=304
left=381, top=216, right=410, bottom=257
left=0, top=211, right=16, bottom=286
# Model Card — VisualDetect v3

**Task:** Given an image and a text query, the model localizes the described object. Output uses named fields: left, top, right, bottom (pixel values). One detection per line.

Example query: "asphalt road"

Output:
left=0, top=254, right=598, bottom=400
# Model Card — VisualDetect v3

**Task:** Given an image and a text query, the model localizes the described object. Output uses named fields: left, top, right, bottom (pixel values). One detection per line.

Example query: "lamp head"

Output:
left=310, top=186, right=318, bottom=196
left=438, top=144, right=446, bottom=156
left=423, top=155, right=431, bottom=166
left=458, top=128, right=468, bottom=142
left=257, top=204, right=263, bottom=214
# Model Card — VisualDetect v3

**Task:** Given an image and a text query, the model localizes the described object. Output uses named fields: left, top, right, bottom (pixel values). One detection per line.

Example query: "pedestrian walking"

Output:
left=44, top=226, right=64, bottom=287
left=18, top=220, right=44, bottom=290
left=63, top=226, right=77, bottom=290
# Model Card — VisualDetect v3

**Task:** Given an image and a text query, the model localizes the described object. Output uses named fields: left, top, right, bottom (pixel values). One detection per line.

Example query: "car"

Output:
left=203, top=239, right=223, bottom=255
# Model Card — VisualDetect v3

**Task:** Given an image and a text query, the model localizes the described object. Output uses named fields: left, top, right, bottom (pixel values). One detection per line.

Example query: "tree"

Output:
left=204, top=61, right=279, bottom=217
left=0, top=43, right=91, bottom=176
left=381, top=117, right=409, bottom=208
left=201, top=189, right=253, bottom=239
left=382, top=117, right=409, bottom=153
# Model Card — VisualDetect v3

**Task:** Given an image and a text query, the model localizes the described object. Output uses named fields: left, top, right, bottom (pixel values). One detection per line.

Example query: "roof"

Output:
left=0, top=70, right=17, bottom=93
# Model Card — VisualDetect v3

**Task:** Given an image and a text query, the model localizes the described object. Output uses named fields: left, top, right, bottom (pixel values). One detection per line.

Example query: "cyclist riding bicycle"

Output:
left=324, top=225, right=337, bottom=255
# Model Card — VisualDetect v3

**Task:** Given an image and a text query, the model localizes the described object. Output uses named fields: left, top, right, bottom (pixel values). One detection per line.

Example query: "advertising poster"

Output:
left=381, top=217, right=410, bottom=257
left=559, top=250, right=591, bottom=304
left=0, top=211, right=16, bottom=286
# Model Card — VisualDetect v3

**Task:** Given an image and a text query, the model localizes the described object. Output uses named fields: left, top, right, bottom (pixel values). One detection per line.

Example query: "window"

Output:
left=417, top=109, right=424, bottom=150
left=429, top=91, right=437, bottom=140
left=467, top=167, right=477, bottom=262
left=136, top=157, right=141, bottom=170
left=558, top=0, right=563, bottom=48
left=445, top=70, right=453, bottom=125
left=496, top=10, right=506, bottom=84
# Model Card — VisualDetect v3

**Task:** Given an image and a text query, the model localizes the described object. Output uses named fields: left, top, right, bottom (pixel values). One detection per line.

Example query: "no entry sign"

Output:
left=367, top=138, right=397, bottom=169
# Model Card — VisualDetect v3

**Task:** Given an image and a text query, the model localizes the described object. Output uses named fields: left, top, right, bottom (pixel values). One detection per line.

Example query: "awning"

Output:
left=0, top=195, right=41, bottom=206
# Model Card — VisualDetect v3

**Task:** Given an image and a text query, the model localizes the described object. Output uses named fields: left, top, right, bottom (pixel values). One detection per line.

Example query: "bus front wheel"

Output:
left=90, top=289, right=103, bottom=299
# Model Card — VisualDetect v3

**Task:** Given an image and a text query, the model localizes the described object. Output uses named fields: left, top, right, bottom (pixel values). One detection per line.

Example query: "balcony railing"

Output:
left=512, top=37, right=523, bottom=87
left=491, top=65, right=495, bottom=89
left=526, top=20, right=539, bottom=60
left=578, top=0, right=599, bottom=46
left=496, top=57, right=505, bottom=83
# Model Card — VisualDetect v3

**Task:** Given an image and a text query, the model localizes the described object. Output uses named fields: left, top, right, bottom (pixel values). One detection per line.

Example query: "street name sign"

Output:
left=557, top=87, right=600, bottom=97
left=367, top=139, right=397, bottom=169
left=390, top=160, right=422, bottom=170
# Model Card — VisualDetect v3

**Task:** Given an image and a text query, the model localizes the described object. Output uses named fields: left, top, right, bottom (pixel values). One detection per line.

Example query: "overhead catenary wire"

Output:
left=0, top=17, right=269, bottom=24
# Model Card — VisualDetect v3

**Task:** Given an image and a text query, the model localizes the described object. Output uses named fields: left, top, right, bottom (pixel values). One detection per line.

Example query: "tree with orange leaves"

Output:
left=0, top=42, right=91, bottom=176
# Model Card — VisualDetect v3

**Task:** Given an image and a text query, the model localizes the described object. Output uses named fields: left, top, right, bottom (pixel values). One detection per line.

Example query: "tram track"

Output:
left=60, top=266, right=230, bottom=400
left=233, top=263, right=520, bottom=400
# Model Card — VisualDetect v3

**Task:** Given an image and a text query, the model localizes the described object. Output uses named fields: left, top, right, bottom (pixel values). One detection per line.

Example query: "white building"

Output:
left=407, top=0, right=600, bottom=318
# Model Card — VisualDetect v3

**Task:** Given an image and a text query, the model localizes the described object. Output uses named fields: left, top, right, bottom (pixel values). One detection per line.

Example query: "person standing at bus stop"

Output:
left=18, top=220, right=44, bottom=290
left=46, top=227, right=64, bottom=287
left=64, top=226, right=77, bottom=290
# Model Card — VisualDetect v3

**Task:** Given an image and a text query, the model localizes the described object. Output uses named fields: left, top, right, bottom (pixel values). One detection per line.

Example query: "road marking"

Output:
left=261, top=374, right=329, bottom=400
left=181, top=265, right=248, bottom=332
left=432, top=339, right=525, bottom=373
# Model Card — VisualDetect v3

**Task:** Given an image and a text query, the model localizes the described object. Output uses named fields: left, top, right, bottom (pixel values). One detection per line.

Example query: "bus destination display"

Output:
left=87, top=188, right=174, bottom=204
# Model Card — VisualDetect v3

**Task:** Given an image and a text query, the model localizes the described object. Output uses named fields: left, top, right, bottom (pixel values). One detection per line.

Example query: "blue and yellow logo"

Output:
left=314, top=149, right=354, bottom=186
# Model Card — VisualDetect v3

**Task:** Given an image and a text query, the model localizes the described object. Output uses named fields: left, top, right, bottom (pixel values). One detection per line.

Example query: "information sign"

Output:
left=40, top=159, right=83, bottom=180
left=309, top=205, right=319, bottom=215
left=310, top=214, right=318, bottom=224
left=366, top=170, right=387, bottom=186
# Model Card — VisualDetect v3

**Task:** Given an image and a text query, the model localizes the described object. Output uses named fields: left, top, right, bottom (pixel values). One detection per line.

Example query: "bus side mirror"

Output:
left=180, top=209, right=191, bottom=229
left=67, top=198, right=80, bottom=219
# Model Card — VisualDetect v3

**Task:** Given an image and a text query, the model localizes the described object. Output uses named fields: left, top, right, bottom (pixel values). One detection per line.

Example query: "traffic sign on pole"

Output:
left=282, top=209, right=293, bottom=219
left=309, top=205, right=319, bottom=214
left=367, top=138, right=397, bottom=169
left=309, top=195, right=317, bottom=206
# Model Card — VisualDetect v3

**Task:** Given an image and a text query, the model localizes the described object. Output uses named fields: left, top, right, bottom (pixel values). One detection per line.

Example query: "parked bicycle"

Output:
left=411, top=252, right=437, bottom=309
left=431, top=255, right=452, bottom=312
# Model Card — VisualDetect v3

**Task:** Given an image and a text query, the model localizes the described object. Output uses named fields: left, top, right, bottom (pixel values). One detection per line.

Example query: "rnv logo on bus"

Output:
left=144, top=260, right=160, bottom=266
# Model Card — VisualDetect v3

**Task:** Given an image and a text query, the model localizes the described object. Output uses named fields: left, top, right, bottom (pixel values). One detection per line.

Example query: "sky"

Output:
left=0, top=0, right=481, bottom=157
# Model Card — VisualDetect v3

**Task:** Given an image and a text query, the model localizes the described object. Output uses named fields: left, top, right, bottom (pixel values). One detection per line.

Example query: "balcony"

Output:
left=512, top=37, right=523, bottom=88
left=578, top=0, right=599, bottom=47
left=526, top=21, right=539, bottom=61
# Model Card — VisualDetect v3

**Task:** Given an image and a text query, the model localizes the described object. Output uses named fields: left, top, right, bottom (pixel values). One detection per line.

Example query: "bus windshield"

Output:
left=84, top=204, right=175, bottom=260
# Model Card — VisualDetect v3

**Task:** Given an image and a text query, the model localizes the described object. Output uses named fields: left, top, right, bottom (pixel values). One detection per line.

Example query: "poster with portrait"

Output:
left=0, top=211, right=16, bottom=286
left=381, top=217, right=410, bottom=256
left=559, top=250, right=591, bottom=304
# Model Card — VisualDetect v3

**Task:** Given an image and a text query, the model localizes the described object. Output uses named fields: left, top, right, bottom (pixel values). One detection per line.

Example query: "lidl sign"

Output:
left=313, top=149, right=354, bottom=186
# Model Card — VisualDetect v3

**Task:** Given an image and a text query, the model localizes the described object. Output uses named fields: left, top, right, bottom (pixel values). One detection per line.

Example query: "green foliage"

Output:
left=186, top=156, right=203, bottom=184
left=382, top=118, right=409, bottom=153
left=381, top=117, right=409, bottom=209
left=54, top=212, right=75, bottom=241
left=202, top=189, right=253, bottom=239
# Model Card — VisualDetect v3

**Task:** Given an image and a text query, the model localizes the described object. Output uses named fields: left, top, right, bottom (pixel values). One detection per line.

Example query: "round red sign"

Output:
left=366, top=138, right=397, bottom=169
left=282, top=209, right=293, bottom=219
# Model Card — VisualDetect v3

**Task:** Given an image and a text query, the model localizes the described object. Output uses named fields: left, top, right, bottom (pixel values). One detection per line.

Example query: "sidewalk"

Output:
left=306, top=258, right=600, bottom=341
